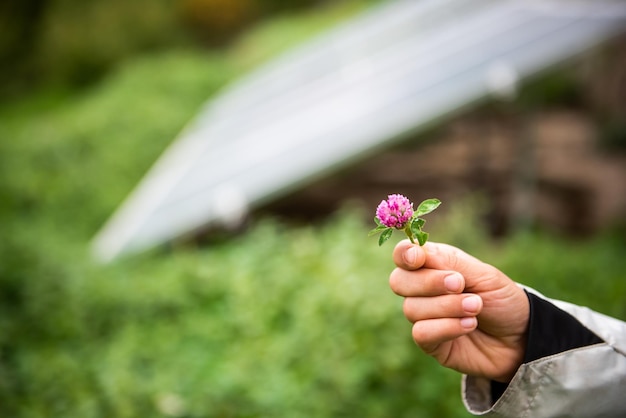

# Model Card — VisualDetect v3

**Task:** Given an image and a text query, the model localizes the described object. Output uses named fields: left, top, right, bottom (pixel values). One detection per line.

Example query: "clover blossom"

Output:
left=376, top=194, right=414, bottom=229
left=369, top=194, right=441, bottom=246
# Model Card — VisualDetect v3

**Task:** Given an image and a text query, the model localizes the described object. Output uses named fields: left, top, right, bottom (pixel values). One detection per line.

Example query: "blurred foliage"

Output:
left=515, top=70, right=585, bottom=110
left=598, top=116, right=626, bottom=152
left=1, top=1, right=625, bottom=417
left=0, top=0, right=380, bottom=99
left=1, top=0, right=188, bottom=96
left=179, top=0, right=258, bottom=39
left=0, top=50, right=235, bottom=242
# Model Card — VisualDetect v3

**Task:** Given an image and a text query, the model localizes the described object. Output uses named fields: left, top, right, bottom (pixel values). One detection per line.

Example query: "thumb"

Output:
left=392, top=240, right=427, bottom=270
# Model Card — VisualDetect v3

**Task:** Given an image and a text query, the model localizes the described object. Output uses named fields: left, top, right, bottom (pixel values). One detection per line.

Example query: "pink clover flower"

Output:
left=376, top=194, right=414, bottom=229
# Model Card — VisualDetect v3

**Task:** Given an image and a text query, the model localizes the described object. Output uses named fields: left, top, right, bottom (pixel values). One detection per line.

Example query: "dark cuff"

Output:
left=522, top=290, right=603, bottom=362
left=491, top=290, right=604, bottom=402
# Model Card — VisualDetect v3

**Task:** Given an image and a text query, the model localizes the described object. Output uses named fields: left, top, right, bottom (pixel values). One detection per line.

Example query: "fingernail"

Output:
left=460, top=317, right=477, bottom=329
left=404, top=246, right=417, bottom=265
left=444, top=273, right=463, bottom=292
left=462, top=295, right=481, bottom=313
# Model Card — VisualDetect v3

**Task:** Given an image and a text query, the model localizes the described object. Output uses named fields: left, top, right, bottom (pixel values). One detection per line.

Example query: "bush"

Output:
left=1, top=199, right=624, bottom=417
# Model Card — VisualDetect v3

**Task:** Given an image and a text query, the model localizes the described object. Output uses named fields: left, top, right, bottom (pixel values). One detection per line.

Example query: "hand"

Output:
left=389, top=240, right=530, bottom=382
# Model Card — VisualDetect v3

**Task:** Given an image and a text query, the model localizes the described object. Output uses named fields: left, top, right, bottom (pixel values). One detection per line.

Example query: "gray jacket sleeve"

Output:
left=462, top=287, right=626, bottom=418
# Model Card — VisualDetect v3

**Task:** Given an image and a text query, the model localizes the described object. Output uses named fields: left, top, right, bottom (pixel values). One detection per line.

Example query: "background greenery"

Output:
left=1, top=1, right=625, bottom=417
left=0, top=0, right=378, bottom=98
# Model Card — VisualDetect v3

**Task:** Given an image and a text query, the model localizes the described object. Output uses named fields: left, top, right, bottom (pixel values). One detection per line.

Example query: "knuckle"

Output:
left=445, top=248, right=461, bottom=270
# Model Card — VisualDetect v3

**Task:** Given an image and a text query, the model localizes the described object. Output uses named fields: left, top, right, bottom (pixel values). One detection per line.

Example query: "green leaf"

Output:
left=415, top=230, right=429, bottom=246
left=415, top=198, right=441, bottom=217
left=378, top=228, right=393, bottom=246
left=410, top=218, right=425, bottom=237
left=374, top=216, right=382, bottom=226
left=368, top=224, right=388, bottom=236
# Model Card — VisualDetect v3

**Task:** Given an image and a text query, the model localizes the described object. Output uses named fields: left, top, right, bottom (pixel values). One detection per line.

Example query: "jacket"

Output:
left=462, top=287, right=626, bottom=417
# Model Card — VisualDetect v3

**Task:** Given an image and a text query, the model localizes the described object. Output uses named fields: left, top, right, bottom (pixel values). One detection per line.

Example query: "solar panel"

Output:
left=92, top=0, right=626, bottom=262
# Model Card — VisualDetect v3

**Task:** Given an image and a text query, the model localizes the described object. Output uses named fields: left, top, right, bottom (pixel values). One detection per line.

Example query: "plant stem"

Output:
left=404, top=225, right=415, bottom=244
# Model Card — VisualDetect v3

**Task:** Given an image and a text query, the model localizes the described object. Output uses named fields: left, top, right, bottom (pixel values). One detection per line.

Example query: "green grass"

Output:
left=1, top=1, right=624, bottom=416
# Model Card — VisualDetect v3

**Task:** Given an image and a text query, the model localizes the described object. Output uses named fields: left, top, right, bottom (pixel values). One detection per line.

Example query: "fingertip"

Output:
left=412, top=317, right=477, bottom=349
left=461, top=294, right=483, bottom=314
left=460, top=317, right=478, bottom=330
left=393, top=240, right=426, bottom=269
left=444, top=273, right=464, bottom=293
